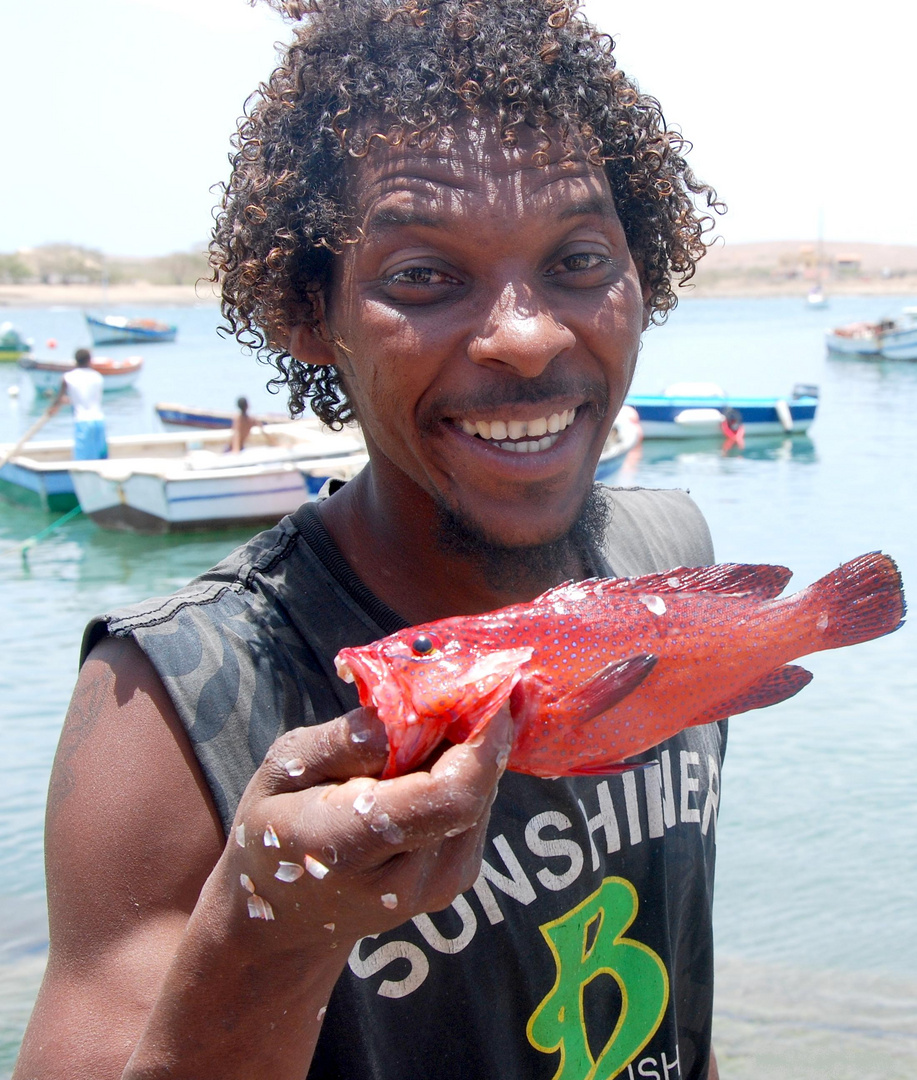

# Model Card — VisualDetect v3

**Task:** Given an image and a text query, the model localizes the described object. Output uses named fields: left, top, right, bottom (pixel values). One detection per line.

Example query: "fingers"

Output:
left=255, top=708, right=390, bottom=794
left=301, top=702, right=511, bottom=855
left=230, top=705, right=513, bottom=931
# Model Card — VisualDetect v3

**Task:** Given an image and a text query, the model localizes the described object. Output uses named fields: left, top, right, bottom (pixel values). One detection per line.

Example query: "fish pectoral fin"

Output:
left=688, top=664, right=814, bottom=726
left=556, top=653, right=657, bottom=723
left=602, top=563, right=794, bottom=600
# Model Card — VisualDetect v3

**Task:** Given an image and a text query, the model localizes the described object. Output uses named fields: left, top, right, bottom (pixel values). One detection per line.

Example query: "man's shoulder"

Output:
left=80, top=515, right=304, bottom=663
left=598, top=485, right=714, bottom=576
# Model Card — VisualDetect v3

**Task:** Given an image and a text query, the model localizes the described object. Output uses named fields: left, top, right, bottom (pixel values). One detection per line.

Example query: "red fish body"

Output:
left=334, top=553, right=906, bottom=779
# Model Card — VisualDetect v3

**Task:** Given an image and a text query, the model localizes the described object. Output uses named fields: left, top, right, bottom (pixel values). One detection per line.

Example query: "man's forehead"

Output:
left=345, top=120, right=614, bottom=223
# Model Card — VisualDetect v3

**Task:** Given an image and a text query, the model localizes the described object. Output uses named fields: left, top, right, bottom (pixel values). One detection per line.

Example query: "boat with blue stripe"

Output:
left=624, top=382, right=819, bottom=439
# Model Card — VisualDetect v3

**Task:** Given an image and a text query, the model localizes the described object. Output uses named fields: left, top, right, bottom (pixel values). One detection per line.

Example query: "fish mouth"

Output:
left=450, top=407, right=578, bottom=453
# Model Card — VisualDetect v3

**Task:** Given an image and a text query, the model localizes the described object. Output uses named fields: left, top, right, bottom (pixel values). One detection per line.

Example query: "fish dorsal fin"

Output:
left=600, top=563, right=793, bottom=600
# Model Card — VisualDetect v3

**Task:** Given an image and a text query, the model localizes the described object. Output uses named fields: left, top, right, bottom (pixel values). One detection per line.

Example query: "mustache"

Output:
left=428, top=377, right=610, bottom=420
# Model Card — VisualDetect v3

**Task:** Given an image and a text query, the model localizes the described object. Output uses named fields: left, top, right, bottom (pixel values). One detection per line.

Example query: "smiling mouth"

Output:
left=456, top=408, right=577, bottom=453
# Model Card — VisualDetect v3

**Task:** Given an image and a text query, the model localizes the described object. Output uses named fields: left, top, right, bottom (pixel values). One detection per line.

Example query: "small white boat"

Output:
left=624, top=383, right=818, bottom=439
left=18, top=355, right=144, bottom=395
left=826, top=311, right=917, bottom=361
left=806, top=286, right=828, bottom=309
left=67, top=422, right=367, bottom=533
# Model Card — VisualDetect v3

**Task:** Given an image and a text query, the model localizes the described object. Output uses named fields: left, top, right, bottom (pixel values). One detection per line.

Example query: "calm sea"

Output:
left=1, top=296, right=915, bottom=1077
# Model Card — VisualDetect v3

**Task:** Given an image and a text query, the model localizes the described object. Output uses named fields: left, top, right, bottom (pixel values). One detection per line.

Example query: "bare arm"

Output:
left=15, top=635, right=511, bottom=1079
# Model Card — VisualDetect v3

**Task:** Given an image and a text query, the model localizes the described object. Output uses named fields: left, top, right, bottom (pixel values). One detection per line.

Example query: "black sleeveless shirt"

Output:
left=84, top=486, right=724, bottom=1080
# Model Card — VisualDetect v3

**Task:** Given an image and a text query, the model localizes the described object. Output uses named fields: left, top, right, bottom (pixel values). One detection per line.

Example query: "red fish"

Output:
left=334, top=552, right=905, bottom=779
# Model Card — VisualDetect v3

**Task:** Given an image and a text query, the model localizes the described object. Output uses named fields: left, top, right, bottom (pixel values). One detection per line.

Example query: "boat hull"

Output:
left=624, top=393, right=817, bottom=439
left=69, top=464, right=318, bottom=534
left=0, top=457, right=78, bottom=511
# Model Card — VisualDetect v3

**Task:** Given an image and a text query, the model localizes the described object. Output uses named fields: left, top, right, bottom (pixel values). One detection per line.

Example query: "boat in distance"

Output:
left=85, top=313, right=177, bottom=346
left=624, top=383, right=819, bottom=439
left=155, top=401, right=292, bottom=429
left=18, top=354, right=143, bottom=396
left=825, top=310, right=917, bottom=361
left=0, top=322, right=33, bottom=362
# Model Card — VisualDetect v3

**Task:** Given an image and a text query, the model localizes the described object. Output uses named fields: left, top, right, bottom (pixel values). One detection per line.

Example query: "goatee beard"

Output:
left=433, top=484, right=610, bottom=595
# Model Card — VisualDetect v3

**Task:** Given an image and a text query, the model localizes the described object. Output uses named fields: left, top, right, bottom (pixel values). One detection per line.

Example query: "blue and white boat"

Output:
left=85, top=313, right=177, bottom=345
left=624, top=383, right=819, bottom=439
left=155, top=401, right=291, bottom=430
left=825, top=310, right=917, bottom=361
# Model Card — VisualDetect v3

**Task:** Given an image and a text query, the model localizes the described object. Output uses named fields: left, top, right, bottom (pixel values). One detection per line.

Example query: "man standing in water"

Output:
left=16, top=2, right=724, bottom=1077
left=49, top=347, right=107, bottom=459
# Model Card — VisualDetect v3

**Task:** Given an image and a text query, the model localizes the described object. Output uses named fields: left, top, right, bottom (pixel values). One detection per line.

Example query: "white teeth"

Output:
left=459, top=408, right=576, bottom=448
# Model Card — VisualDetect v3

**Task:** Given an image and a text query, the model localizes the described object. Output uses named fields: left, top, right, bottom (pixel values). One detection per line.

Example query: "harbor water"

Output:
left=0, top=296, right=915, bottom=1077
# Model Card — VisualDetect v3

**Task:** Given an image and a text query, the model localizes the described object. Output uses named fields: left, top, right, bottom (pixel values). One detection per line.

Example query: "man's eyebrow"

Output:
left=556, top=195, right=618, bottom=223
left=363, top=193, right=616, bottom=231
left=364, top=206, right=447, bottom=232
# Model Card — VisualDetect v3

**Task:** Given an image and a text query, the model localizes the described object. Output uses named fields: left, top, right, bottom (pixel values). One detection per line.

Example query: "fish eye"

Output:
left=411, top=632, right=442, bottom=656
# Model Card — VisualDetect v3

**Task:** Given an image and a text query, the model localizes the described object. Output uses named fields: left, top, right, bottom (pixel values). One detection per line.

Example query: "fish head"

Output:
left=335, top=629, right=533, bottom=777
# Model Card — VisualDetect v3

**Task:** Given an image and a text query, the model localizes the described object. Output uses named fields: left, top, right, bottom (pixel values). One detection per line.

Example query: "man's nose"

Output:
left=466, top=282, right=576, bottom=377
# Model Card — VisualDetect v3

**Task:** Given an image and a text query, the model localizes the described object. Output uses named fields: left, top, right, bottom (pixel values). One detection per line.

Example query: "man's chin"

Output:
left=433, top=484, right=609, bottom=595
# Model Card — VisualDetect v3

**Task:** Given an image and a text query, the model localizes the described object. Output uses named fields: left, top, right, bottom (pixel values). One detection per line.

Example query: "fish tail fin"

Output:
left=809, top=552, right=906, bottom=649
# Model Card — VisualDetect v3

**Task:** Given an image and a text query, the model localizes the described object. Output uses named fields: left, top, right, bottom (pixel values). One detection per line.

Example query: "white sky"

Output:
left=3, top=0, right=914, bottom=256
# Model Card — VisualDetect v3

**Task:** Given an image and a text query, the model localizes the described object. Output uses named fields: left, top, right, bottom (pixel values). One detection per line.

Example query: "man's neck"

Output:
left=315, top=468, right=598, bottom=625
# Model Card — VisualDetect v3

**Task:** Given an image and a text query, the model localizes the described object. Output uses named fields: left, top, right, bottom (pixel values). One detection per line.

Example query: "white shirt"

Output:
left=63, top=366, right=104, bottom=422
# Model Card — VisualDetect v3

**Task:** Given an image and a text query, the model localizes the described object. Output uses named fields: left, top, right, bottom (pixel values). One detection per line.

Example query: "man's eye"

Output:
left=382, top=267, right=456, bottom=286
left=550, top=252, right=612, bottom=275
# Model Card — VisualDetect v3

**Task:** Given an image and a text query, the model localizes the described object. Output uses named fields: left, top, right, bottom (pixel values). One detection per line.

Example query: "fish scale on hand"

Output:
left=335, top=552, right=906, bottom=779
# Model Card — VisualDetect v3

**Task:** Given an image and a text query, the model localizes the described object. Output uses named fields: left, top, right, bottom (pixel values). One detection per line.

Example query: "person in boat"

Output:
left=229, top=396, right=256, bottom=452
left=15, top=2, right=725, bottom=1078
left=48, top=347, right=108, bottom=460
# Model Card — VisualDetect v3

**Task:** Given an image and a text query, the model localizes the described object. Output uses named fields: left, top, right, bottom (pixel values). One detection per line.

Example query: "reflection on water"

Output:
left=631, top=433, right=818, bottom=468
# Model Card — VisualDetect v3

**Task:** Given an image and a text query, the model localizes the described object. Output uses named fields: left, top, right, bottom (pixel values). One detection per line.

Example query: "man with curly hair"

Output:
left=16, top=2, right=725, bottom=1078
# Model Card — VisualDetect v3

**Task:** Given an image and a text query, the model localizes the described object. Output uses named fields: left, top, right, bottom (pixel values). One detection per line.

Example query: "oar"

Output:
left=0, top=405, right=57, bottom=471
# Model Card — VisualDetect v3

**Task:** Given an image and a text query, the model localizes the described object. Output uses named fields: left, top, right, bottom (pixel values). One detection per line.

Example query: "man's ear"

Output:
left=288, top=322, right=337, bottom=367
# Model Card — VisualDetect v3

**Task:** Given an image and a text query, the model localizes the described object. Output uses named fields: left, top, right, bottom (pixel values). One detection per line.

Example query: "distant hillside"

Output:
left=0, top=242, right=209, bottom=288
left=3, top=239, right=917, bottom=307
left=689, top=240, right=917, bottom=298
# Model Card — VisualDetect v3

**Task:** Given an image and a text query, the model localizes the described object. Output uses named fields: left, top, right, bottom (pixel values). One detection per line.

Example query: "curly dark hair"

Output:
left=211, top=0, right=722, bottom=426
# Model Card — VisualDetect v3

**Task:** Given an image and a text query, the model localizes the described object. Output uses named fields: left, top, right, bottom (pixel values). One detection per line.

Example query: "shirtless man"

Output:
left=15, top=2, right=723, bottom=1077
